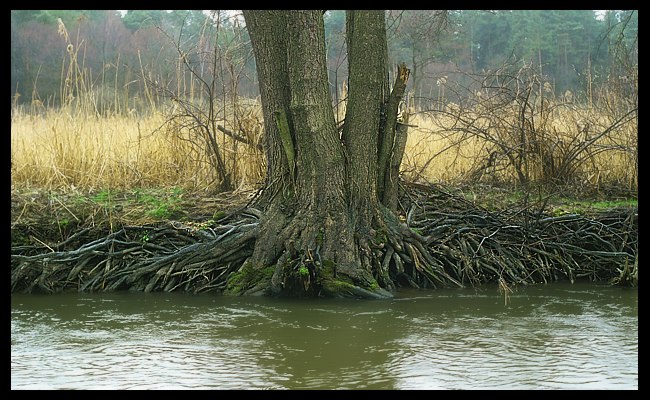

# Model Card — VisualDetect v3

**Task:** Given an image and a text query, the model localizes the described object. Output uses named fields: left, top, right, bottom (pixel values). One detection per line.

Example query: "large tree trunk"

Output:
left=240, top=11, right=292, bottom=204
left=231, top=10, right=414, bottom=298
left=343, top=10, right=386, bottom=224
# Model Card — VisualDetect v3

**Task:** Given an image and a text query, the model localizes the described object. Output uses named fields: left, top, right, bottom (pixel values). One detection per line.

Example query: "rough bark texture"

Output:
left=235, top=10, right=411, bottom=298
left=241, top=10, right=294, bottom=282
left=287, top=11, right=347, bottom=216
left=343, top=10, right=386, bottom=226
left=242, top=10, right=292, bottom=204
left=379, top=63, right=410, bottom=209
left=241, top=11, right=357, bottom=297
left=384, top=115, right=411, bottom=211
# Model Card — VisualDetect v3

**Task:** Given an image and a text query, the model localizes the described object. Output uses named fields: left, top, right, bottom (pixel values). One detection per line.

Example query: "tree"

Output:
left=122, top=10, right=166, bottom=31
left=386, top=10, right=448, bottom=103
left=233, top=10, right=424, bottom=298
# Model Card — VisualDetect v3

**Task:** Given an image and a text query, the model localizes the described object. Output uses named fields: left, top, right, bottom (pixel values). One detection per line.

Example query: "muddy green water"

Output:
left=11, top=282, right=637, bottom=390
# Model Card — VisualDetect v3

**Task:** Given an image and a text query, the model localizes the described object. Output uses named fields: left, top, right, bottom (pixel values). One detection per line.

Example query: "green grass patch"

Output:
left=551, top=198, right=637, bottom=216
left=84, top=187, right=187, bottom=220
left=92, top=189, right=114, bottom=204
left=133, top=187, right=184, bottom=219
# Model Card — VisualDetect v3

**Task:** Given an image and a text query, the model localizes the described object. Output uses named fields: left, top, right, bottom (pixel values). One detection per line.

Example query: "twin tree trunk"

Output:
left=234, top=10, right=410, bottom=298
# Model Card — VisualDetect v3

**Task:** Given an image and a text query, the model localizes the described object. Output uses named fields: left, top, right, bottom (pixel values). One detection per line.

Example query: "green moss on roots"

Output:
left=224, top=262, right=275, bottom=296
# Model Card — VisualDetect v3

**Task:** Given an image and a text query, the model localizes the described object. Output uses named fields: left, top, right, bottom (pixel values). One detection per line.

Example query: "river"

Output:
left=11, top=281, right=637, bottom=390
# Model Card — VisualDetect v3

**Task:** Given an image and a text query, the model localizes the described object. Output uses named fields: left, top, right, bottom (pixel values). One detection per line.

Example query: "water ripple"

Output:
left=11, top=283, right=637, bottom=389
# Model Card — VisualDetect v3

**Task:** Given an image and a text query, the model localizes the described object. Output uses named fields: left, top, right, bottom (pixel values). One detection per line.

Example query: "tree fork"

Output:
left=237, top=10, right=416, bottom=298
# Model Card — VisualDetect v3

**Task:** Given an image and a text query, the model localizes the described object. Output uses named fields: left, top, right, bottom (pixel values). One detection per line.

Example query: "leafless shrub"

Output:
left=413, top=56, right=637, bottom=194
left=143, top=11, right=263, bottom=193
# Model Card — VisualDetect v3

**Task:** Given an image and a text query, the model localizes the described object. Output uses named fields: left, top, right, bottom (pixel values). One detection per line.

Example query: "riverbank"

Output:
left=11, top=181, right=638, bottom=294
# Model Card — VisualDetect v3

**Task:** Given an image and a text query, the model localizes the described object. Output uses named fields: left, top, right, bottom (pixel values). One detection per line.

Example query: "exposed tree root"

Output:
left=11, top=183, right=637, bottom=296
left=11, top=214, right=259, bottom=294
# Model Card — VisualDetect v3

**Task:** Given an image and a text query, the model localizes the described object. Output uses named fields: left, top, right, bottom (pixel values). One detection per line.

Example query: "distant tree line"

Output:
left=11, top=10, right=637, bottom=109
left=376, top=10, right=638, bottom=104
left=10, top=10, right=257, bottom=110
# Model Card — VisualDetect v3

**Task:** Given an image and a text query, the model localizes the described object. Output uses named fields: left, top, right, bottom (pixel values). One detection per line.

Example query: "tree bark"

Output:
left=343, top=10, right=387, bottom=227
left=378, top=63, right=410, bottom=209
left=287, top=11, right=347, bottom=216
left=232, top=10, right=412, bottom=298
left=242, top=10, right=292, bottom=204
left=384, top=113, right=410, bottom=211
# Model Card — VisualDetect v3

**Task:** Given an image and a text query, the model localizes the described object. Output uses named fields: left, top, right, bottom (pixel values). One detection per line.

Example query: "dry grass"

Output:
left=10, top=105, right=265, bottom=194
left=11, top=16, right=267, bottom=195
left=404, top=103, right=637, bottom=190
left=404, top=113, right=485, bottom=182
left=11, top=98, right=636, bottom=196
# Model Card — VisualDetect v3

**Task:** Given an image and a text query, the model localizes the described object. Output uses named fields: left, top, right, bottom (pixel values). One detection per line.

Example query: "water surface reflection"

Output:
left=11, top=282, right=638, bottom=389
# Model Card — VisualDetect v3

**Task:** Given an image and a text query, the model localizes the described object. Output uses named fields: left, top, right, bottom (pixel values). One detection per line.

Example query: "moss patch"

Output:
left=316, top=259, right=385, bottom=297
left=224, top=262, right=275, bottom=295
